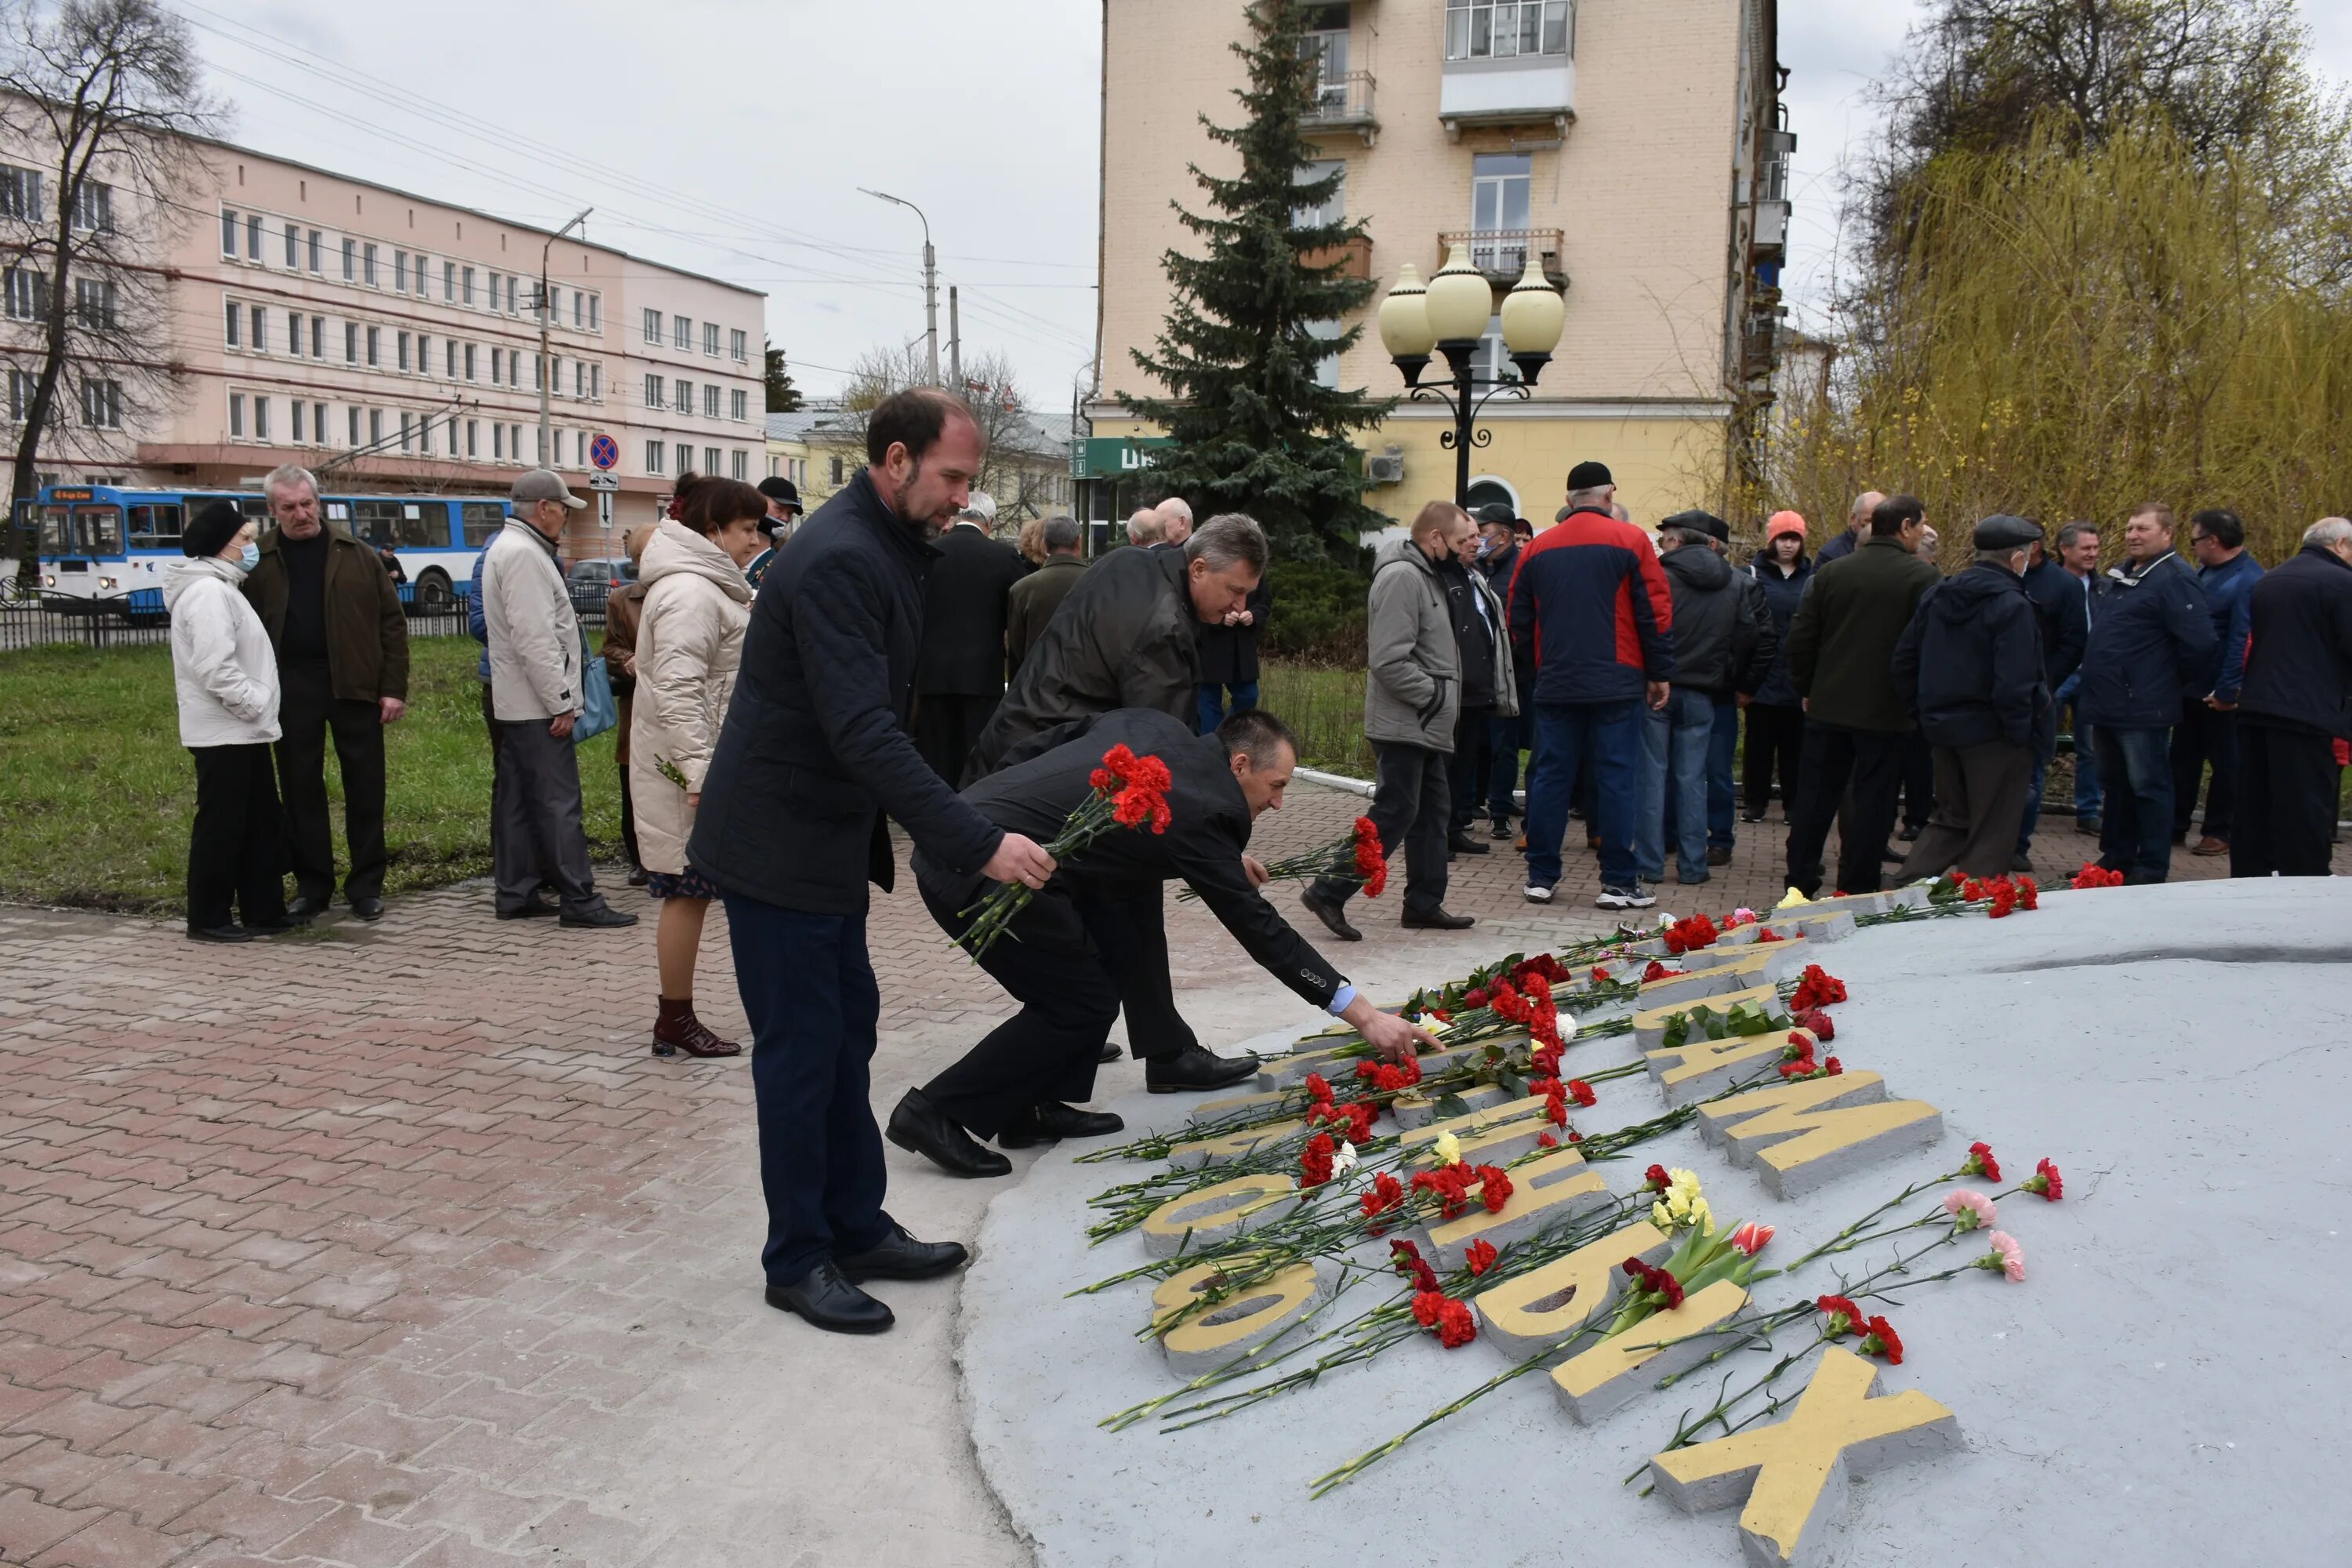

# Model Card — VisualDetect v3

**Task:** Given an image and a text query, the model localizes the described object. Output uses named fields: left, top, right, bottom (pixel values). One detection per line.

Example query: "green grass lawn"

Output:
left=0, top=637, right=622, bottom=913
left=1257, top=660, right=1374, bottom=776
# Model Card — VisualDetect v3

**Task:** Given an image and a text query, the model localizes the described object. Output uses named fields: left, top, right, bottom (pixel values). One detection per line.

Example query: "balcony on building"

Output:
left=1438, top=228, right=1567, bottom=290
left=1301, top=71, right=1380, bottom=147
left=1751, top=126, right=1796, bottom=260
left=1299, top=234, right=1374, bottom=280
left=1438, top=0, right=1576, bottom=141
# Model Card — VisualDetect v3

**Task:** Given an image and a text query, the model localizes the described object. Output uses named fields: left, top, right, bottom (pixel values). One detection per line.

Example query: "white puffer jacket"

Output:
left=165, top=556, right=281, bottom=747
left=627, top=518, right=753, bottom=875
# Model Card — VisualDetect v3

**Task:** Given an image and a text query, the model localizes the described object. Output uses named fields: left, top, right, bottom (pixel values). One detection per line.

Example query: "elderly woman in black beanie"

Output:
left=165, top=499, right=295, bottom=941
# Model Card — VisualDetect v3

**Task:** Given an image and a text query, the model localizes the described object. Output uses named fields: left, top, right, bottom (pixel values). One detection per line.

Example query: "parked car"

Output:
left=565, top=556, right=637, bottom=615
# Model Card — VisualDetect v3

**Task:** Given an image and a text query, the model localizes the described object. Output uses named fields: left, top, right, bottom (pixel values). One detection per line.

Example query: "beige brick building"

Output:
left=1091, top=0, right=1789, bottom=530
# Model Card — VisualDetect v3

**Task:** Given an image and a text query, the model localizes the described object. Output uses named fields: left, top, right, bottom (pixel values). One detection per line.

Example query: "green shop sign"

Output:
left=1069, top=436, right=1174, bottom=480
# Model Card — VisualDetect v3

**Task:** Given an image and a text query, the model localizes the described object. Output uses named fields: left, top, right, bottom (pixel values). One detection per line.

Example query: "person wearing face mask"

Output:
left=690, top=387, right=1058, bottom=1335
left=167, top=500, right=296, bottom=943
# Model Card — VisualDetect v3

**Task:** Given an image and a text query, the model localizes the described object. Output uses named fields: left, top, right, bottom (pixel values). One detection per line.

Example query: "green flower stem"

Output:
left=1784, top=1170, right=1965, bottom=1269
left=1308, top=1341, right=1575, bottom=1498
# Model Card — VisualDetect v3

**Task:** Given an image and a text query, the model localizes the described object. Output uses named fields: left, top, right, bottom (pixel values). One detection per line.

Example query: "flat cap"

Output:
left=1973, top=514, right=2042, bottom=550
left=1475, top=503, right=1517, bottom=528
left=1662, top=508, right=1729, bottom=542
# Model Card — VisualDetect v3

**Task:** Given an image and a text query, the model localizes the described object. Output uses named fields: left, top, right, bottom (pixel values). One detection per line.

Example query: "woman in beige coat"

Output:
left=630, top=476, right=765, bottom=1058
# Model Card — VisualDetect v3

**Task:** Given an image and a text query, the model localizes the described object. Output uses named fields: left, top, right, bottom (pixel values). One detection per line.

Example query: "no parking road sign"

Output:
left=589, top=432, right=619, bottom=470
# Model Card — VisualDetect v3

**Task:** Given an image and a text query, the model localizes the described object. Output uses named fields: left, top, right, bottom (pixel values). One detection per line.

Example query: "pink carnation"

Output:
left=1942, top=1189, right=1997, bottom=1231
left=1988, top=1230, right=2025, bottom=1282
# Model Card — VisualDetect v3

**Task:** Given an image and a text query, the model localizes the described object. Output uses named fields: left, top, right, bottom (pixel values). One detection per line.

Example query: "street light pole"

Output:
left=539, top=207, right=592, bottom=470
left=1380, top=245, right=1566, bottom=507
left=859, top=187, right=938, bottom=384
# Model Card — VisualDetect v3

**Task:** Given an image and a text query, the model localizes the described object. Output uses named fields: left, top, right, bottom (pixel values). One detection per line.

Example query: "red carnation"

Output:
left=2025, top=1157, right=2064, bottom=1201
left=1645, top=1163, right=1673, bottom=1193
left=1536, top=1131, right=1559, bottom=1149
left=1817, top=1294, right=1863, bottom=1334
left=1436, top=1298, right=1478, bottom=1348
left=1304, top=1072, right=1333, bottom=1103
left=1463, top=988, right=1490, bottom=1008
left=1475, top=1164, right=1514, bottom=1213
left=1964, top=1141, right=2002, bottom=1182
left=1565, top=1079, right=1597, bottom=1108
left=1298, top=1132, right=1336, bottom=1188
left=1352, top=817, right=1388, bottom=898
left=1642, top=960, right=1684, bottom=982
left=1859, top=1314, right=1904, bottom=1365
left=2071, top=862, right=2125, bottom=889
left=1359, top=1171, right=1405, bottom=1222
left=1795, top=1007, right=1836, bottom=1040
left=1823, top=1057, right=1842, bottom=1075
left=1754, top=928, right=1784, bottom=944
left=1411, top=1290, right=1446, bottom=1327
left=1465, top=1239, right=1499, bottom=1276
left=2017, top=876, right=2040, bottom=910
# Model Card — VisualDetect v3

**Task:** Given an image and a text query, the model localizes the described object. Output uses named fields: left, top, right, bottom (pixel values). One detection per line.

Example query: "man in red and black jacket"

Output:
left=1506, top=461, right=1675, bottom=909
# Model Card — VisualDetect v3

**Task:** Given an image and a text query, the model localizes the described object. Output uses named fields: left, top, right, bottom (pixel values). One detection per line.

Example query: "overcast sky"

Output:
left=180, top=0, right=2351, bottom=403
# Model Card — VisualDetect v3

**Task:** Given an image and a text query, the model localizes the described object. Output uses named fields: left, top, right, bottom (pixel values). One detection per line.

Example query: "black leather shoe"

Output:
left=1299, top=886, right=1361, bottom=943
left=1898, top=823, right=1924, bottom=842
left=560, top=904, right=639, bottom=928
left=1706, top=845, right=1733, bottom=866
left=496, top=896, right=559, bottom=920
left=284, top=894, right=327, bottom=920
left=1446, top=831, right=1490, bottom=855
left=886, top=1090, right=1012, bottom=1178
left=764, top=1261, right=894, bottom=1334
left=1879, top=844, right=1906, bottom=864
left=2010, top=853, right=2034, bottom=874
left=2076, top=817, right=2101, bottom=835
left=626, top=866, right=650, bottom=887
left=1145, top=1045, right=1261, bottom=1094
left=1000, top=1102, right=1124, bottom=1149
left=350, top=895, right=385, bottom=922
left=244, top=915, right=309, bottom=935
left=1098, top=1042, right=1123, bottom=1065
left=1403, top=906, right=1476, bottom=931
left=836, top=1223, right=969, bottom=1282
left=187, top=924, right=252, bottom=943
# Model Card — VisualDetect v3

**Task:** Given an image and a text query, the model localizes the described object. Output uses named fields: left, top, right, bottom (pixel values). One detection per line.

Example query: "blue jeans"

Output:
left=723, top=894, right=894, bottom=1288
left=2055, top=673, right=2100, bottom=818
left=1484, top=711, right=1524, bottom=822
left=1707, top=696, right=1739, bottom=850
left=1196, top=681, right=1258, bottom=734
left=1525, top=699, right=1641, bottom=890
left=1640, top=688, right=1714, bottom=882
left=2095, top=724, right=2174, bottom=882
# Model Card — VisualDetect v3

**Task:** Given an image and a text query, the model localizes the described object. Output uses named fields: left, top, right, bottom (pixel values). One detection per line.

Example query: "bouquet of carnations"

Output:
left=1180, top=815, right=1386, bottom=901
left=957, top=743, right=1173, bottom=960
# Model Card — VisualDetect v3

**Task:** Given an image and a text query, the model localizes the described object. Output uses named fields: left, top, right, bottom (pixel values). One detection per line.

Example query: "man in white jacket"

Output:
left=481, top=470, right=635, bottom=927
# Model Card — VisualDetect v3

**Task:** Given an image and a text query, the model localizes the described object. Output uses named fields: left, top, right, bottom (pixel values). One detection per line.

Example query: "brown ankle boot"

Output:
left=652, top=996, right=742, bottom=1058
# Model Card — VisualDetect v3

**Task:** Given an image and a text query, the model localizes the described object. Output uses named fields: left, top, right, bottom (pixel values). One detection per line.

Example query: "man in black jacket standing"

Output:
left=2230, top=517, right=2352, bottom=878
left=2013, top=533, right=2089, bottom=870
left=1893, top=517, right=2048, bottom=880
left=690, top=389, right=1057, bottom=1336
left=913, top=491, right=1026, bottom=782
left=887, top=708, right=1440, bottom=1176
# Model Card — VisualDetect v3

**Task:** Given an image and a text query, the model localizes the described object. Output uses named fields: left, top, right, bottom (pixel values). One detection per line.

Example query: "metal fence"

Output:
left=0, top=586, right=605, bottom=654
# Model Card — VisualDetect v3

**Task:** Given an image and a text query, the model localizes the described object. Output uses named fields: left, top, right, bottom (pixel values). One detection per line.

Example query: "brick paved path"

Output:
left=0, top=778, right=2228, bottom=1566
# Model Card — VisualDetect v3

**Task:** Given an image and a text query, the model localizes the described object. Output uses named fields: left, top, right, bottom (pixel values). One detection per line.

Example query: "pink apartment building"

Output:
left=5, top=133, right=766, bottom=560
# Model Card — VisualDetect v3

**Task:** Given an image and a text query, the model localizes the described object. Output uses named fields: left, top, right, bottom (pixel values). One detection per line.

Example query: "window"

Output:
left=1294, top=159, right=1346, bottom=230
left=1300, top=5, right=1350, bottom=109
left=366, top=325, right=381, bottom=367
left=672, top=314, right=690, bottom=350
left=2, top=165, right=44, bottom=221
left=462, top=500, right=503, bottom=544
left=506, top=276, right=518, bottom=314
left=1470, top=152, right=1534, bottom=270
left=394, top=251, right=408, bottom=292
left=830, top=454, right=843, bottom=485
left=444, top=260, right=456, bottom=300
left=510, top=423, right=522, bottom=459
left=587, top=293, right=600, bottom=332
left=369, top=408, right=383, bottom=445
left=254, top=396, right=270, bottom=441
left=730, top=328, right=747, bottom=362
left=702, top=445, right=720, bottom=474
left=644, top=372, right=662, bottom=408
left=71, top=180, right=114, bottom=233
left=546, top=285, right=560, bottom=322
left=285, top=223, right=299, bottom=267
left=446, top=341, right=458, bottom=377
left=676, top=442, right=693, bottom=477
left=344, top=321, right=359, bottom=362
left=493, top=423, right=503, bottom=459
left=535, top=427, right=546, bottom=463
left=313, top=401, right=325, bottom=442
left=703, top=384, right=720, bottom=419
left=128, top=503, right=183, bottom=549
left=1445, top=0, right=1571, bottom=60
left=228, top=392, right=244, bottom=437
left=348, top=406, right=361, bottom=446
left=674, top=379, right=691, bottom=413
left=418, top=334, right=431, bottom=374
left=1472, top=310, right=1523, bottom=385
left=308, top=230, right=322, bottom=272
left=221, top=208, right=238, bottom=255
left=398, top=331, right=411, bottom=372
left=643, top=307, right=661, bottom=344
left=342, top=238, right=356, bottom=281
left=466, top=419, right=478, bottom=458
left=223, top=299, right=241, bottom=347
left=311, top=316, right=325, bottom=358
left=462, top=265, right=475, bottom=304
left=729, top=387, right=747, bottom=421
left=362, top=243, right=378, bottom=285
left=1306, top=317, right=1343, bottom=388
left=251, top=306, right=268, bottom=354
left=400, top=412, right=412, bottom=452
left=492, top=347, right=504, bottom=384
left=533, top=353, right=543, bottom=391
left=79, top=378, right=120, bottom=428
left=645, top=438, right=663, bottom=474
left=572, top=291, right=583, bottom=328
left=590, top=364, right=601, bottom=401
left=702, top=321, right=720, bottom=357
left=245, top=212, right=261, bottom=259
left=464, top=343, right=477, bottom=381
left=730, top=449, right=747, bottom=481
left=5, top=266, right=44, bottom=321
left=6, top=368, right=34, bottom=423
left=291, top=400, right=304, bottom=443
left=573, top=361, right=585, bottom=397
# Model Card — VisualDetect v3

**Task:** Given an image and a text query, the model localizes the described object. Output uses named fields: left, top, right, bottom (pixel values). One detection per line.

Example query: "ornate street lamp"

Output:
left=1380, top=243, right=1566, bottom=507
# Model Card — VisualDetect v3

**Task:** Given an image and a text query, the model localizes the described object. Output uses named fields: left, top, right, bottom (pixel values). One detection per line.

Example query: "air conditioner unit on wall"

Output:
left=1367, top=445, right=1406, bottom=485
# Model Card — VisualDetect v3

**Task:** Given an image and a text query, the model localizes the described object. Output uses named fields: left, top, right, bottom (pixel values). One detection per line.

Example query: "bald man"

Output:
left=1127, top=508, right=1163, bottom=547
left=1817, top=489, right=1887, bottom=566
left=1155, top=499, right=1194, bottom=550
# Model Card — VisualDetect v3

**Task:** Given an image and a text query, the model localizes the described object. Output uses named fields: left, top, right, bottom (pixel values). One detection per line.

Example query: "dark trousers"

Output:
left=1081, top=879, right=1199, bottom=1062
left=274, top=659, right=387, bottom=903
left=2016, top=704, right=2060, bottom=856
left=1900, top=732, right=1934, bottom=832
left=1896, top=740, right=2034, bottom=882
left=918, top=879, right=1120, bottom=1137
left=1706, top=696, right=1739, bottom=850
left=2229, top=724, right=2338, bottom=878
left=1450, top=703, right=1494, bottom=831
left=1484, top=711, right=1524, bottom=823
left=1196, top=681, right=1258, bottom=733
left=1316, top=739, right=1450, bottom=916
left=618, top=766, right=641, bottom=871
left=1525, top=699, right=1641, bottom=889
left=1742, top=703, right=1803, bottom=820
left=1784, top=721, right=1908, bottom=897
left=723, top=893, right=892, bottom=1289
left=480, top=681, right=505, bottom=859
left=187, top=743, right=288, bottom=932
left=912, top=691, right=1000, bottom=786
left=2095, top=724, right=2176, bottom=883
left=491, top=717, right=601, bottom=915
left=2170, top=701, right=2240, bottom=840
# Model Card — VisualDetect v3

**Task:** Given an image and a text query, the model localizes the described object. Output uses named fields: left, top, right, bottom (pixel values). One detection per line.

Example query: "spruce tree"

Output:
left=1120, top=0, right=1392, bottom=561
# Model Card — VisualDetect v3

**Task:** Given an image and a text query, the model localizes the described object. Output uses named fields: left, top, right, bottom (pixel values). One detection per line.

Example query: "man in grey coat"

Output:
left=1302, top=500, right=1477, bottom=940
left=481, top=470, right=634, bottom=928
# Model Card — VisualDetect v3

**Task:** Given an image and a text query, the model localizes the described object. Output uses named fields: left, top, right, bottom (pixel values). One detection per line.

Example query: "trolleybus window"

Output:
left=38, top=504, right=69, bottom=554
left=460, top=501, right=506, bottom=546
left=71, top=505, right=123, bottom=555
left=128, top=503, right=183, bottom=550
